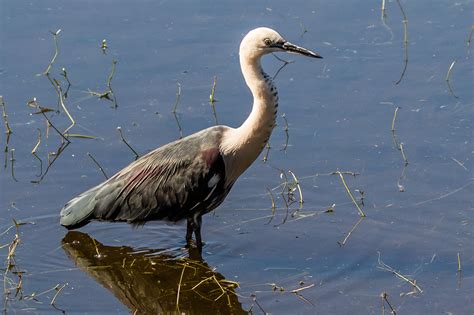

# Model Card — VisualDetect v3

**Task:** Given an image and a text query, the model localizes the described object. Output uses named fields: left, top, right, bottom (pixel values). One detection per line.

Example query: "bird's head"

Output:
left=240, top=27, right=322, bottom=60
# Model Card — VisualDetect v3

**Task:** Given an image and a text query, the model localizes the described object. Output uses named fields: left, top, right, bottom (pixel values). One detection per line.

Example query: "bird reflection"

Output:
left=62, top=231, right=245, bottom=314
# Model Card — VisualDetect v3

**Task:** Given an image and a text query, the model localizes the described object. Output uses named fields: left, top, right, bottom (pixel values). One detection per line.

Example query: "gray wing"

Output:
left=60, top=127, right=230, bottom=228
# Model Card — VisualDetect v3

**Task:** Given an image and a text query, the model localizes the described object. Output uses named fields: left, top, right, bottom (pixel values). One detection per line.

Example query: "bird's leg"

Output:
left=185, top=218, right=194, bottom=247
left=194, top=214, right=203, bottom=252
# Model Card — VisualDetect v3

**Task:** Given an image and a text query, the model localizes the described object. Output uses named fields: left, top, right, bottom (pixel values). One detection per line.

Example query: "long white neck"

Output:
left=221, top=53, right=278, bottom=183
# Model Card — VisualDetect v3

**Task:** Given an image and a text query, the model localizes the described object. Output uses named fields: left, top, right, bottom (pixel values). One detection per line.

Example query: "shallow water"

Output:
left=1, top=0, right=473, bottom=314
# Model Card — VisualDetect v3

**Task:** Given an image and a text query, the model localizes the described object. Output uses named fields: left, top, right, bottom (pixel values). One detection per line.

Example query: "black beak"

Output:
left=279, top=41, right=322, bottom=59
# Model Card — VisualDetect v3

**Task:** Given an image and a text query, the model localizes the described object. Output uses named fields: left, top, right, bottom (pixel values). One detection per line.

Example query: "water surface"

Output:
left=1, top=0, right=472, bottom=314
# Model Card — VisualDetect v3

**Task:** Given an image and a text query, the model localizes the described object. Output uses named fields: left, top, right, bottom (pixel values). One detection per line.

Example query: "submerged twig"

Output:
left=87, top=152, right=109, bottom=179
left=117, top=127, right=140, bottom=160
left=332, top=171, right=366, bottom=217
left=394, top=0, right=408, bottom=85
left=445, top=60, right=459, bottom=99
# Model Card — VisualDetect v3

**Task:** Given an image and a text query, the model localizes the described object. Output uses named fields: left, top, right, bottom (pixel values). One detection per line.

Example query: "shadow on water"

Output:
left=61, top=231, right=246, bottom=315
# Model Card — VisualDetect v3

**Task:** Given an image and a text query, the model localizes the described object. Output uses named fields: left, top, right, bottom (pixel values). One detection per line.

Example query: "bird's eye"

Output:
left=263, top=38, right=272, bottom=46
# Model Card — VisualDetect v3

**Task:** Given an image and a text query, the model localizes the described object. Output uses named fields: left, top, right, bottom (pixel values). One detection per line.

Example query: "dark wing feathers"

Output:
left=60, top=127, right=229, bottom=228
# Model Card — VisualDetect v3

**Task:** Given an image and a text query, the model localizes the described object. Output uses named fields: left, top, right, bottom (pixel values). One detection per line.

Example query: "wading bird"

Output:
left=60, top=27, right=322, bottom=252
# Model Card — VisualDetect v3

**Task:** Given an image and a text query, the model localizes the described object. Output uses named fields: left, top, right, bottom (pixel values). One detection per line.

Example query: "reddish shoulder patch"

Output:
left=201, top=148, right=220, bottom=167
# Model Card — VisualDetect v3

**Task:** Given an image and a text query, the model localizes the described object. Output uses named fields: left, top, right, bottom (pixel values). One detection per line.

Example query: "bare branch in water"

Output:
left=87, top=152, right=109, bottom=179
left=272, top=53, right=295, bottom=80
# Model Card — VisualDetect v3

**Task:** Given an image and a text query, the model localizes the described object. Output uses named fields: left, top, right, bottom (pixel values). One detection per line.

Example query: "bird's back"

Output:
left=60, top=126, right=233, bottom=228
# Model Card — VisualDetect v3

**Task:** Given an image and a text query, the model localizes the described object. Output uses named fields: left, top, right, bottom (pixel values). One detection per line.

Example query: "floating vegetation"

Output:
left=209, top=76, right=219, bottom=125
left=1, top=220, right=35, bottom=313
left=445, top=60, right=458, bottom=99
left=117, top=126, right=140, bottom=160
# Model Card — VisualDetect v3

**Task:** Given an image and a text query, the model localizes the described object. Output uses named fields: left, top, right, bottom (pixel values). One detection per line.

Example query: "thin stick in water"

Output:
left=332, top=171, right=366, bottom=217
left=87, top=152, right=109, bottom=179
left=117, top=127, right=140, bottom=160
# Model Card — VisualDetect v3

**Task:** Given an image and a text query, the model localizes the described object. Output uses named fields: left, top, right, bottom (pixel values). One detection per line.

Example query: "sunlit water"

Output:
left=1, top=1, right=472, bottom=314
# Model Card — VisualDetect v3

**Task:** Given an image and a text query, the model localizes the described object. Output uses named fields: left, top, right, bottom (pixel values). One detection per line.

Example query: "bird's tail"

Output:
left=60, top=185, right=102, bottom=229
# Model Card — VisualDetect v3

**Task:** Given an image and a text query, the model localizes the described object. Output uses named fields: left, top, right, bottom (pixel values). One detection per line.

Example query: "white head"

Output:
left=239, top=27, right=322, bottom=60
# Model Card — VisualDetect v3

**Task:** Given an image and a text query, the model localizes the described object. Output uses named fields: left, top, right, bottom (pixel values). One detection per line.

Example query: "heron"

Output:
left=60, top=27, right=322, bottom=252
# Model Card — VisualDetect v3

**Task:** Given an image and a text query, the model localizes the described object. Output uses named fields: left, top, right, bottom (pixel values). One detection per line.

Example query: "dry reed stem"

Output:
left=332, top=171, right=366, bottom=217
left=337, top=216, right=365, bottom=246
left=175, top=262, right=187, bottom=311
left=50, top=283, right=67, bottom=306
left=377, top=252, right=423, bottom=293
left=41, top=29, right=61, bottom=76
left=265, top=188, right=277, bottom=224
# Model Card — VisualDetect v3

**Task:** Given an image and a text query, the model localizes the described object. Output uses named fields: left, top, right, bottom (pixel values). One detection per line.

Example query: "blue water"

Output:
left=1, top=0, right=472, bottom=314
